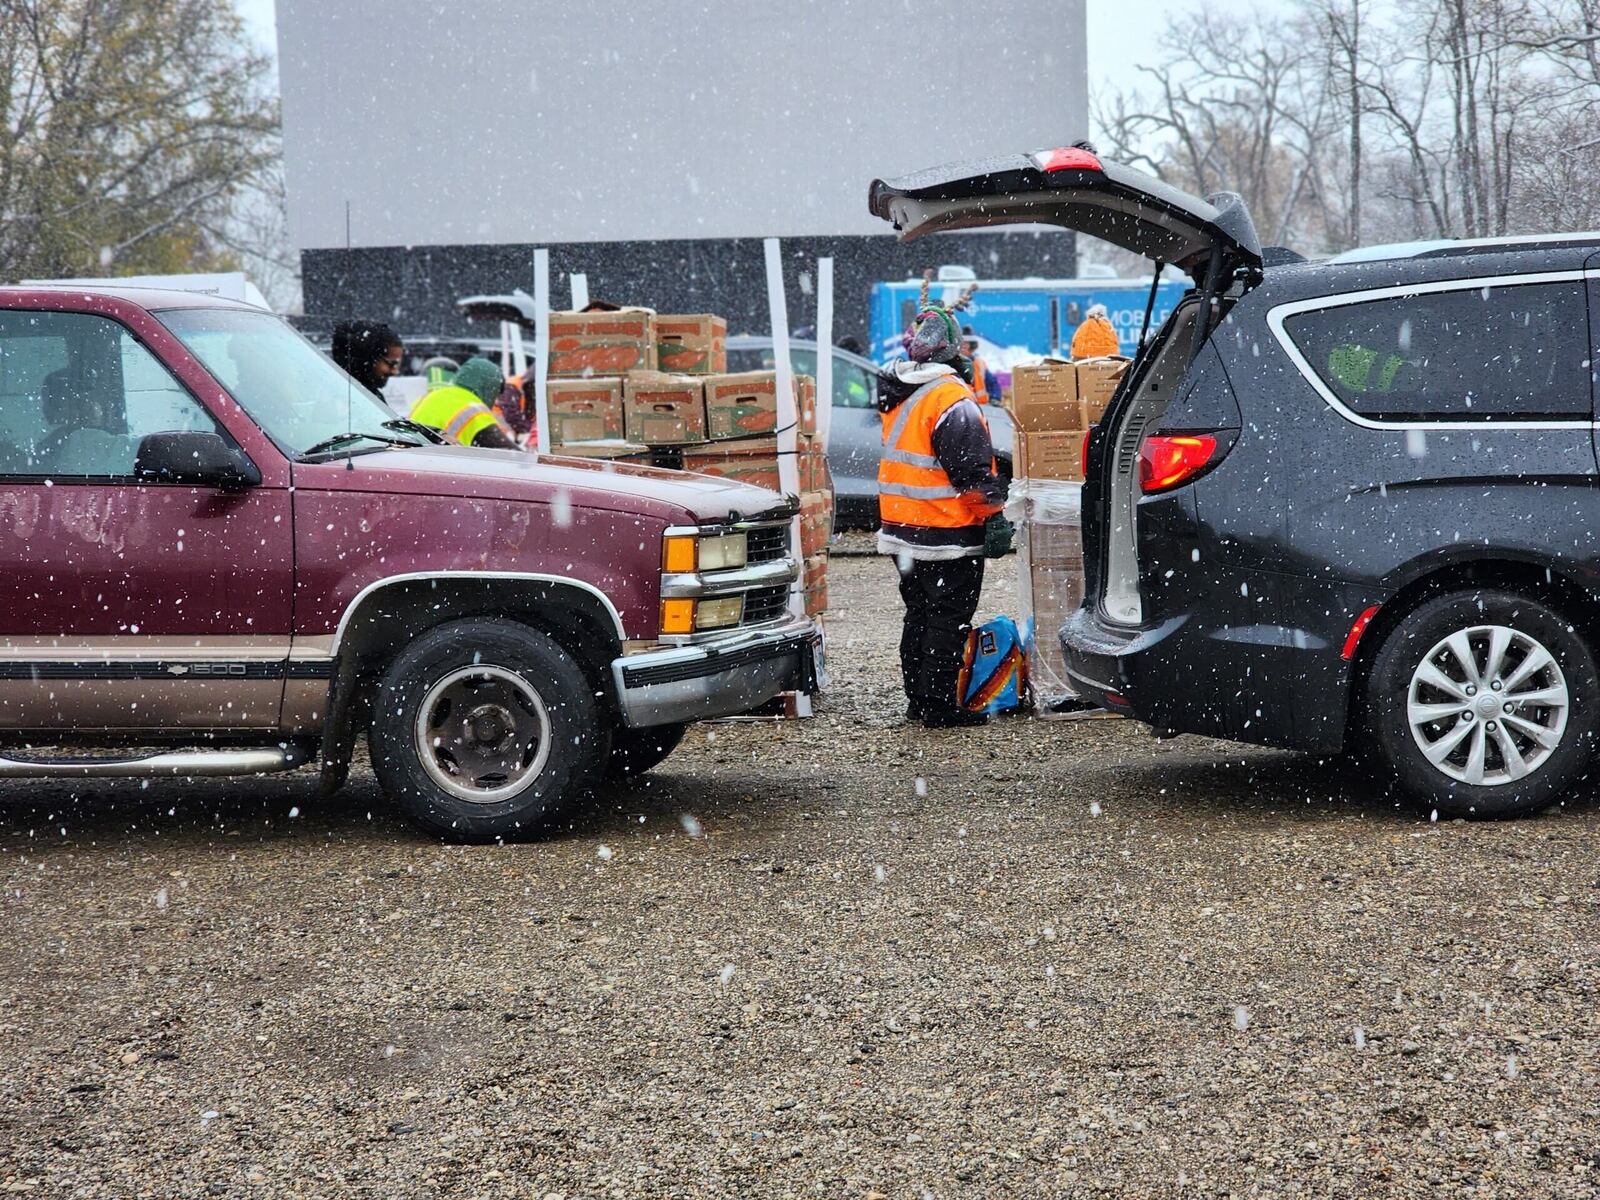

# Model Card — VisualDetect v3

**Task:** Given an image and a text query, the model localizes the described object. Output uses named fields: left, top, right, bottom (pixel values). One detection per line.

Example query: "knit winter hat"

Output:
left=454, top=356, right=504, bottom=406
left=902, top=271, right=980, bottom=364
left=904, top=307, right=962, bottom=363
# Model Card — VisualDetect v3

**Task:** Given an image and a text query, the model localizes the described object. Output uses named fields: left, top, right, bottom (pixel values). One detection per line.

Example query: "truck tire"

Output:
left=607, top=722, right=687, bottom=779
left=1364, top=589, right=1598, bottom=818
left=369, top=618, right=607, bottom=841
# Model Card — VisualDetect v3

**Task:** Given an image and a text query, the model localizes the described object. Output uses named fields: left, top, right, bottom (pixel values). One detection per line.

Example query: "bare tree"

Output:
left=1094, top=0, right=1600, bottom=253
left=0, top=0, right=277, bottom=281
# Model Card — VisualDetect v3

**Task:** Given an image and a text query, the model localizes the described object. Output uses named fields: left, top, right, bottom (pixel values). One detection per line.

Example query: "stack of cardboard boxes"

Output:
left=542, top=309, right=832, bottom=617
left=1005, top=355, right=1129, bottom=706
left=1007, top=355, right=1129, bottom=481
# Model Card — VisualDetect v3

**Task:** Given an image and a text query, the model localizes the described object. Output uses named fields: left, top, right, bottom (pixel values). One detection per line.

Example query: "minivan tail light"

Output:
left=1138, top=434, right=1220, bottom=493
left=1033, top=147, right=1103, bottom=174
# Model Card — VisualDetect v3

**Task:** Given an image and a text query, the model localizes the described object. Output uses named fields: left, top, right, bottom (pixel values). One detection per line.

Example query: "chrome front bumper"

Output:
left=612, top=613, right=820, bottom=728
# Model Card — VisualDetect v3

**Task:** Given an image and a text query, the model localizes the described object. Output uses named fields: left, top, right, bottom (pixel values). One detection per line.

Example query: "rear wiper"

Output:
left=383, top=417, right=445, bottom=444
left=299, top=431, right=417, bottom=459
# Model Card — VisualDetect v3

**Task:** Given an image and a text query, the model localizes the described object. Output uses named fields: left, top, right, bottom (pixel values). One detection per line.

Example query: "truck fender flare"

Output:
left=329, top=571, right=626, bottom=653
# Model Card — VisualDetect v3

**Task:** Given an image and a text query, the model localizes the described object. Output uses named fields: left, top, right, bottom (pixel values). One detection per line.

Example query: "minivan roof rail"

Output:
left=1328, top=232, right=1600, bottom=264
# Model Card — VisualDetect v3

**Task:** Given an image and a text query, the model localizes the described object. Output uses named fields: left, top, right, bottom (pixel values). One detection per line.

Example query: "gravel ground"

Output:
left=3, top=553, right=1600, bottom=1198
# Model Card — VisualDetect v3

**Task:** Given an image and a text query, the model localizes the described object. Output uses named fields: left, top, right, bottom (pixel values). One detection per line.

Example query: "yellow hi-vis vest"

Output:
left=410, top=384, right=500, bottom=446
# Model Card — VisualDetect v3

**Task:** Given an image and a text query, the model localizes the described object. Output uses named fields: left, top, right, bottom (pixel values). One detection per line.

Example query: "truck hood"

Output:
left=298, top=444, right=792, bottom=525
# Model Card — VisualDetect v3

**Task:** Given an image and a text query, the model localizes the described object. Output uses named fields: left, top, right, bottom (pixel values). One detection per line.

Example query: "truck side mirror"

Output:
left=134, top=431, right=260, bottom=491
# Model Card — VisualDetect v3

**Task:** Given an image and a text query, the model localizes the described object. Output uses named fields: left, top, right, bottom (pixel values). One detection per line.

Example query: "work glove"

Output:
left=983, top=513, right=1015, bottom=559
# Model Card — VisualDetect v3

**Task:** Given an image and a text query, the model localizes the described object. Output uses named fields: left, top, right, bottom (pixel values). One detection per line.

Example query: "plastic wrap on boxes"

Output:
left=1004, top=479, right=1084, bottom=707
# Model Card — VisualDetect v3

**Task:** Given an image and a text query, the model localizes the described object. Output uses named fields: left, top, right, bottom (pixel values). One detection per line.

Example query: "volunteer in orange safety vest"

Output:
left=879, top=302, right=1008, bottom=728
left=961, top=325, right=999, bottom=405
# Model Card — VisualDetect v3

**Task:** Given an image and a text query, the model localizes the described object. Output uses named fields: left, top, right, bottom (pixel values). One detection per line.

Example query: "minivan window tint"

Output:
left=1284, top=281, right=1591, bottom=421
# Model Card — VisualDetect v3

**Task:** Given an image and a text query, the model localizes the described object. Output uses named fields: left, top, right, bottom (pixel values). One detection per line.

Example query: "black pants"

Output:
left=895, top=555, right=985, bottom=717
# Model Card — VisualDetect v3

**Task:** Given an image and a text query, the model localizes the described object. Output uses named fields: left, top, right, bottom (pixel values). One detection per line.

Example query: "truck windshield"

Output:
left=157, top=308, right=426, bottom=457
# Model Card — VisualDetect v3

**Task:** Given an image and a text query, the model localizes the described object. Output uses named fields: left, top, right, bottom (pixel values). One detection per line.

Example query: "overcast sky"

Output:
left=236, top=0, right=1198, bottom=110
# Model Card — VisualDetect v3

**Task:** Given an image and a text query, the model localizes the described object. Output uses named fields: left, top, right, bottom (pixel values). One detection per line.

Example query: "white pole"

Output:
left=509, top=323, right=527, bottom=378
left=764, top=237, right=810, bottom=714
left=533, top=248, right=551, bottom=455
left=815, top=256, right=834, bottom=452
left=764, top=237, right=799, bottom=500
left=570, top=272, right=589, bottom=311
left=499, top=321, right=511, bottom=377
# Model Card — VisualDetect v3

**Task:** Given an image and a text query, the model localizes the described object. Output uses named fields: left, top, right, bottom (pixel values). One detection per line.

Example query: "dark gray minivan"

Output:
left=873, top=146, right=1600, bottom=818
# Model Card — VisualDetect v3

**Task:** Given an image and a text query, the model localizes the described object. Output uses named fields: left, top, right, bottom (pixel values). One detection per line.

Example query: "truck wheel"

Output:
left=369, top=618, right=607, bottom=841
left=1364, top=590, right=1598, bottom=818
left=607, top=722, right=687, bottom=779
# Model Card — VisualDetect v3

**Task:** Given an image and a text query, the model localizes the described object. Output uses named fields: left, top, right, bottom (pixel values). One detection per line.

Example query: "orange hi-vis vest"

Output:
left=969, top=355, right=989, bottom=404
left=878, top=377, right=995, bottom=530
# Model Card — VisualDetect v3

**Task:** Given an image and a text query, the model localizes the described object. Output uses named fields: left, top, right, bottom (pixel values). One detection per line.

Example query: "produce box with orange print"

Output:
left=546, top=377, right=625, bottom=445
left=703, top=370, right=788, bottom=441
left=798, top=435, right=829, bottom=493
left=548, top=311, right=657, bottom=377
left=656, top=314, right=727, bottom=374
left=800, top=489, right=834, bottom=557
left=680, top=437, right=781, bottom=492
left=802, top=553, right=828, bottom=617
left=623, top=372, right=707, bottom=445
left=797, top=375, right=817, bottom=436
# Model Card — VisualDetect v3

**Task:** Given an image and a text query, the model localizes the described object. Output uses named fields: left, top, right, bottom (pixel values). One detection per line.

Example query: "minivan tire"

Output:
left=369, top=618, right=607, bottom=842
left=1364, top=590, right=1598, bottom=818
left=607, top=722, right=687, bottom=780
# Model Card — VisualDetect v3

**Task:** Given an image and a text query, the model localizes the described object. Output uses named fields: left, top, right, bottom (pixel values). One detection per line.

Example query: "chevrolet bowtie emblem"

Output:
left=166, top=664, right=189, bottom=676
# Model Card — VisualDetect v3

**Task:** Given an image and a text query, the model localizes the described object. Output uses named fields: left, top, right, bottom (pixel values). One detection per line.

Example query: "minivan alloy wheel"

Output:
left=1406, top=624, right=1569, bottom=786
left=414, top=664, right=552, bottom=803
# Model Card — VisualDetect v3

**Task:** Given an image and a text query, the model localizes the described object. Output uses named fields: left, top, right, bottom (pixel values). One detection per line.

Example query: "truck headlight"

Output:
left=662, top=531, right=748, bottom=573
left=660, top=595, right=745, bottom=634
left=697, top=533, right=748, bottom=571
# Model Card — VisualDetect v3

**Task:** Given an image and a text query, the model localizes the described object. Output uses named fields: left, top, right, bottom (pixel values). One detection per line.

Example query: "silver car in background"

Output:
left=726, top=336, right=1013, bottom=528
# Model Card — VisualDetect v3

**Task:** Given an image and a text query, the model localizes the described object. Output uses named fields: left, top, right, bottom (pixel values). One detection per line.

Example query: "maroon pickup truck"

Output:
left=0, top=286, right=818, bottom=840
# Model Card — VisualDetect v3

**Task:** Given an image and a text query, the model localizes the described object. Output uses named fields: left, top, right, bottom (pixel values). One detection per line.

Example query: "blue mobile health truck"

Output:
left=867, top=273, right=1189, bottom=369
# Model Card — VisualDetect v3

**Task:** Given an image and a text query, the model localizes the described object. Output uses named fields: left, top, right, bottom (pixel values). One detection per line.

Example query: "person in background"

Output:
left=1069, top=302, right=1121, bottom=359
left=408, top=356, right=518, bottom=449
left=837, top=334, right=866, bottom=356
left=331, top=320, right=404, bottom=398
left=494, top=371, right=535, bottom=443
left=878, top=286, right=1008, bottom=729
left=961, top=326, right=999, bottom=406
left=419, top=356, right=458, bottom=389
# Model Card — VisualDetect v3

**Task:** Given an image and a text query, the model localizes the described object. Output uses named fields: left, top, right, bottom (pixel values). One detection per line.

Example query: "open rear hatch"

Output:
left=870, top=147, right=1262, bottom=628
left=869, top=146, right=1261, bottom=281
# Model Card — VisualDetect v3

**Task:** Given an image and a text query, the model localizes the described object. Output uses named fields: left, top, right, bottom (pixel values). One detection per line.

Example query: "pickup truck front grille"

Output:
left=744, top=524, right=790, bottom=564
left=741, top=585, right=789, bottom=625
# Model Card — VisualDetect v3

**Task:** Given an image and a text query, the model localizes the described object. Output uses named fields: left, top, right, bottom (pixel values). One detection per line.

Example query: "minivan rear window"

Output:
left=1283, top=280, right=1590, bottom=421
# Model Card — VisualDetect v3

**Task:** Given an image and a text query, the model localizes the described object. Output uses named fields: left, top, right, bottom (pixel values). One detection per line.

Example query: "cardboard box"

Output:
left=1015, top=429, right=1086, bottom=481
left=1019, top=500, right=1085, bottom=704
left=548, top=311, right=657, bottom=377
left=623, top=371, right=707, bottom=445
left=1076, top=355, right=1130, bottom=422
left=681, top=437, right=781, bottom=492
left=546, top=377, right=625, bottom=445
left=803, top=552, right=828, bottom=617
left=800, top=489, right=834, bottom=558
left=798, top=435, right=829, bottom=493
left=549, top=440, right=649, bottom=461
left=703, top=370, right=787, bottom=441
left=797, top=375, right=817, bottom=437
left=655, top=314, right=727, bottom=374
left=1009, top=360, right=1082, bottom=431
